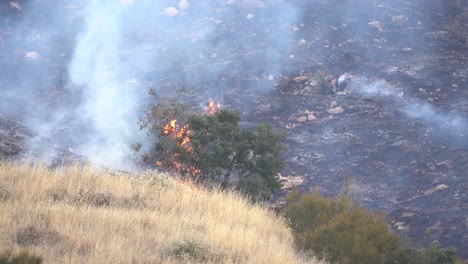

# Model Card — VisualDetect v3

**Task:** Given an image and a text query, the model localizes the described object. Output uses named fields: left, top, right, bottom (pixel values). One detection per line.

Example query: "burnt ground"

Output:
left=0, top=0, right=467, bottom=258
left=222, top=0, right=468, bottom=256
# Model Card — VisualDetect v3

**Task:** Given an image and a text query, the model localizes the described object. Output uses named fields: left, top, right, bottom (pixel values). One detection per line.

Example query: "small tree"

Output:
left=138, top=88, right=285, bottom=201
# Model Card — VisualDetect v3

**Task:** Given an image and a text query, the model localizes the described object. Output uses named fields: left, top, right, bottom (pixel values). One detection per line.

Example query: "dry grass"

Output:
left=0, top=161, right=323, bottom=264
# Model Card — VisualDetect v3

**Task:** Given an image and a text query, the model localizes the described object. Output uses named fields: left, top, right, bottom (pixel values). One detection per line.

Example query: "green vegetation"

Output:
left=168, top=239, right=224, bottom=263
left=314, top=70, right=335, bottom=94
left=138, top=88, right=285, bottom=201
left=284, top=189, right=460, bottom=264
left=0, top=250, right=43, bottom=264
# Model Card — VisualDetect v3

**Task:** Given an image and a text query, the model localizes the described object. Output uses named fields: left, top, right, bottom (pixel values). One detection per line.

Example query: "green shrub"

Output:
left=0, top=250, right=43, bottom=264
left=169, top=239, right=223, bottom=262
left=0, top=186, right=12, bottom=202
left=314, top=70, right=334, bottom=94
left=284, top=189, right=459, bottom=264
left=138, top=88, right=285, bottom=201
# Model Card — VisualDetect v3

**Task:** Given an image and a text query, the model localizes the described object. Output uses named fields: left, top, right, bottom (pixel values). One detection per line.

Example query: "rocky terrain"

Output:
left=1, top=0, right=467, bottom=257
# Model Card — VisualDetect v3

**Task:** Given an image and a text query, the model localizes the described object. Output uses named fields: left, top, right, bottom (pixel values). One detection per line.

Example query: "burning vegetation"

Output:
left=138, top=90, right=284, bottom=201
left=157, top=99, right=222, bottom=176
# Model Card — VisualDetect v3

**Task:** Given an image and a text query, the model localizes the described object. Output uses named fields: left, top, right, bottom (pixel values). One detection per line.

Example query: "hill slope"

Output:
left=0, top=162, right=322, bottom=263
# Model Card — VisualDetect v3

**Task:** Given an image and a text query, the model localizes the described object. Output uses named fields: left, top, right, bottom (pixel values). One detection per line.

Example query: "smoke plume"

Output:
left=0, top=0, right=299, bottom=169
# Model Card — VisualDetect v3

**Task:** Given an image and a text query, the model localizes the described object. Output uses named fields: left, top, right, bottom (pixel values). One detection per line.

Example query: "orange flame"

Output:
left=207, top=99, right=221, bottom=115
left=164, top=119, right=177, bottom=135
left=159, top=118, right=200, bottom=175
left=158, top=99, right=220, bottom=175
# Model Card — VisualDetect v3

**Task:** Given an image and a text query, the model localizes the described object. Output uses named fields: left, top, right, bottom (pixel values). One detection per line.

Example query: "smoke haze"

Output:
left=0, top=0, right=300, bottom=169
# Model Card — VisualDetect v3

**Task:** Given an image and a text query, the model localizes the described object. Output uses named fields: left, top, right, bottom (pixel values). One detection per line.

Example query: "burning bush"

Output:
left=139, top=88, right=285, bottom=201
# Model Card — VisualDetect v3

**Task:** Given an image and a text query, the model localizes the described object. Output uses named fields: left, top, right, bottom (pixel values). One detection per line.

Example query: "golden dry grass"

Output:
left=0, top=161, right=323, bottom=264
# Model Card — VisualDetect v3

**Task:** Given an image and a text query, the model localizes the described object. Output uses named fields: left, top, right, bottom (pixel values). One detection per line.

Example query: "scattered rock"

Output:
left=391, top=15, right=409, bottom=25
left=307, top=114, right=316, bottom=121
left=394, top=221, right=407, bottom=230
left=368, top=21, right=383, bottom=31
left=296, top=116, right=308, bottom=123
left=278, top=174, right=304, bottom=189
left=327, top=107, right=344, bottom=114
left=373, top=161, right=385, bottom=168
left=293, top=75, right=309, bottom=83
left=402, top=212, right=415, bottom=217
left=423, top=184, right=449, bottom=195
left=434, top=184, right=448, bottom=191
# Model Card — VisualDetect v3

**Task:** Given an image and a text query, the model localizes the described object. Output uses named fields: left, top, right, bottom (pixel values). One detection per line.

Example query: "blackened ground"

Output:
left=1, top=0, right=467, bottom=258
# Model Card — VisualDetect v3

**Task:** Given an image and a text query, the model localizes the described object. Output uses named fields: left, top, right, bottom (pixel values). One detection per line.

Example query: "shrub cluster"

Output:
left=284, top=189, right=461, bottom=264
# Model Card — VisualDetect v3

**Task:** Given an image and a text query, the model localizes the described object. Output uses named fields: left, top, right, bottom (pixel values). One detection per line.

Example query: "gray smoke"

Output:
left=358, top=78, right=467, bottom=143
left=0, top=0, right=299, bottom=169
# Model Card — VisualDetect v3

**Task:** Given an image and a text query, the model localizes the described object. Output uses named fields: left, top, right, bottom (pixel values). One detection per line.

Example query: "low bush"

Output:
left=284, top=189, right=460, bottom=264
left=168, top=239, right=224, bottom=263
left=0, top=250, right=43, bottom=264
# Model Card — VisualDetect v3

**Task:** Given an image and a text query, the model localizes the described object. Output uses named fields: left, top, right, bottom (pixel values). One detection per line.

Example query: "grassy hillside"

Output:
left=0, top=161, right=322, bottom=263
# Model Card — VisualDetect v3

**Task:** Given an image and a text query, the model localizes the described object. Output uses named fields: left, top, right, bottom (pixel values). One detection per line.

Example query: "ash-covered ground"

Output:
left=1, top=0, right=467, bottom=257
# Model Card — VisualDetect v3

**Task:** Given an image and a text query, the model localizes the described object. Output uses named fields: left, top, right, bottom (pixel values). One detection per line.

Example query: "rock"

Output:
left=246, top=14, right=255, bottom=20
left=293, top=75, right=309, bottom=83
left=307, top=114, right=316, bottom=121
left=327, top=107, right=344, bottom=114
left=465, top=217, right=468, bottom=229
left=434, top=184, right=448, bottom=191
left=296, top=116, right=307, bottom=123
left=278, top=174, right=304, bottom=189
left=336, top=73, right=349, bottom=90
left=368, top=21, right=383, bottom=31
left=391, top=15, right=409, bottom=25
left=400, top=47, right=412, bottom=52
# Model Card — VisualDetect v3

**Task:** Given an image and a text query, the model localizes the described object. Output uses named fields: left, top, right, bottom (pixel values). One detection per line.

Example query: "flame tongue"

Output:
left=164, top=119, right=177, bottom=135
left=158, top=99, right=221, bottom=175
left=207, top=99, right=221, bottom=115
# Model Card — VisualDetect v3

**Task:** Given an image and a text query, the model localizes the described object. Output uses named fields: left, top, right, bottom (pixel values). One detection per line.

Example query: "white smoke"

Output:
left=357, top=77, right=467, bottom=140
left=61, top=0, right=299, bottom=169
left=67, top=2, right=139, bottom=169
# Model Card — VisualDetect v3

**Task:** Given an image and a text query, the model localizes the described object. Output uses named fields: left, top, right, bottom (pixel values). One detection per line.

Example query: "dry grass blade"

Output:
left=0, top=161, right=324, bottom=264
